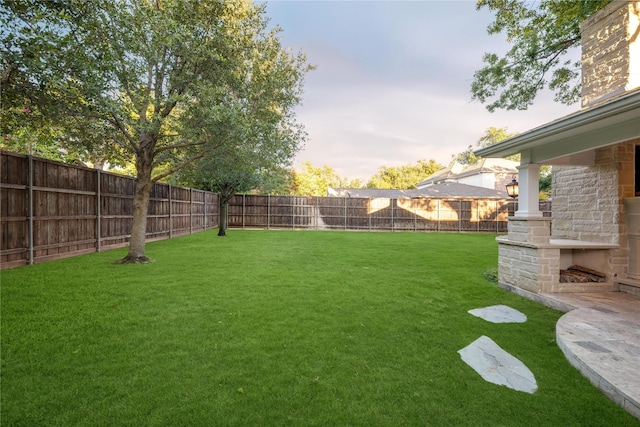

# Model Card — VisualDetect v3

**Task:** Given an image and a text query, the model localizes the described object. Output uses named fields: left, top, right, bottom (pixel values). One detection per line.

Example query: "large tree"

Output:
left=471, top=0, right=612, bottom=112
left=2, top=0, right=310, bottom=262
left=177, top=17, right=310, bottom=235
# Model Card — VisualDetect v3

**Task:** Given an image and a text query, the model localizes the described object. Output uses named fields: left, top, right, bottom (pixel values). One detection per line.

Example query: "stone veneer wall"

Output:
left=551, top=140, right=638, bottom=280
left=552, top=146, right=622, bottom=244
left=498, top=243, right=558, bottom=294
left=614, top=141, right=637, bottom=279
left=574, top=0, right=639, bottom=281
left=581, top=1, right=640, bottom=107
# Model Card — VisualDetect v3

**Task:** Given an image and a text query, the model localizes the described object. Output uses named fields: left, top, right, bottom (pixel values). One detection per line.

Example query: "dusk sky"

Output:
left=262, top=0, right=580, bottom=181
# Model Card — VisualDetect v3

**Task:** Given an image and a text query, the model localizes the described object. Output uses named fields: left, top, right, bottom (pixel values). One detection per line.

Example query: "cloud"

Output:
left=265, top=1, right=580, bottom=182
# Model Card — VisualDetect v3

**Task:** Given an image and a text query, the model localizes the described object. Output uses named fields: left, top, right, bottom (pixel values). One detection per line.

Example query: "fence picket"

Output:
left=27, top=155, right=34, bottom=264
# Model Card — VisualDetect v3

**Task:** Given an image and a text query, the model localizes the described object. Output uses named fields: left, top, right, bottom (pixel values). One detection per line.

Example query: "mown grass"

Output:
left=1, top=230, right=638, bottom=426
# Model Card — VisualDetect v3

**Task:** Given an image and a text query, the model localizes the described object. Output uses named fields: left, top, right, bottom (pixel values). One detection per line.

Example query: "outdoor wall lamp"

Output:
left=506, top=175, right=519, bottom=199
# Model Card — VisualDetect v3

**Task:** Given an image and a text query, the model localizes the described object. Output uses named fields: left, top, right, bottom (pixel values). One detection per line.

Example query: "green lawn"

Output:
left=2, top=230, right=638, bottom=426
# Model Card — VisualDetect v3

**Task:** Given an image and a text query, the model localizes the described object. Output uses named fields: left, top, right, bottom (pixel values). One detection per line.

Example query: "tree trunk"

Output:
left=118, top=139, right=155, bottom=263
left=218, top=201, right=228, bottom=236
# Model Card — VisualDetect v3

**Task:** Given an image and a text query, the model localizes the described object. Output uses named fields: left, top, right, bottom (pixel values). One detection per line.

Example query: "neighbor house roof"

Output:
left=416, top=161, right=463, bottom=186
left=416, top=182, right=509, bottom=198
left=416, top=158, right=518, bottom=187
left=453, top=158, right=519, bottom=179
left=328, top=182, right=509, bottom=199
left=475, top=88, right=640, bottom=164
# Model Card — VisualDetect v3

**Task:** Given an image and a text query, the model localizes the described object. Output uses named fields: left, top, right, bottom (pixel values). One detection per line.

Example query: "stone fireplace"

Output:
left=477, top=1, right=640, bottom=296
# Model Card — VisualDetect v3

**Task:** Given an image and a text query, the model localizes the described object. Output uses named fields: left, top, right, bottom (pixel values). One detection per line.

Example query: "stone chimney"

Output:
left=580, top=1, right=640, bottom=108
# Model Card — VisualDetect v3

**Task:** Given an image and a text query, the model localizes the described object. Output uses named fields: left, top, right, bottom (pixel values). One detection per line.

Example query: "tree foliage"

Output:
left=2, top=0, right=310, bottom=261
left=253, top=166, right=296, bottom=195
left=179, top=150, right=262, bottom=236
left=1, top=1, right=129, bottom=167
left=290, top=162, right=354, bottom=197
left=453, top=126, right=518, bottom=165
left=539, top=165, right=552, bottom=200
left=471, top=0, right=612, bottom=112
left=365, top=159, right=442, bottom=189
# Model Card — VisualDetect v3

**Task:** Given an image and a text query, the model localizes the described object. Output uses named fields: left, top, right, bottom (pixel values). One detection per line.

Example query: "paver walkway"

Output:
left=539, top=292, right=640, bottom=419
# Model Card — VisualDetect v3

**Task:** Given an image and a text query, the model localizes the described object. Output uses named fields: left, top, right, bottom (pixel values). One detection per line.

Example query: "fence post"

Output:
left=169, top=185, right=173, bottom=239
left=344, top=197, right=347, bottom=230
left=315, top=196, right=319, bottom=230
left=459, top=200, right=462, bottom=232
left=391, top=199, right=395, bottom=232
left=189, top=188, right=193, bottom=234
left=268, top=194, right=271, bottom=230
left=204, top=191, right=207, bottom=230
left=27, top=155, right=34, bottom=264
left=437, top=200, right=441, bottom=232
left=223, top=201, right=229, bottom=232
left=96, top=169, right=101, bottom=252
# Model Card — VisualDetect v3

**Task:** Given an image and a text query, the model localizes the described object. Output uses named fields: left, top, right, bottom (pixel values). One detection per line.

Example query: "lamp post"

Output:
left=506, top=175, right=519, bottom=199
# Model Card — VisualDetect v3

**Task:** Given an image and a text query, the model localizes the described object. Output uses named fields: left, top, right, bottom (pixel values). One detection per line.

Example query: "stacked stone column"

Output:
left=498, top=217, right=560, bottom=294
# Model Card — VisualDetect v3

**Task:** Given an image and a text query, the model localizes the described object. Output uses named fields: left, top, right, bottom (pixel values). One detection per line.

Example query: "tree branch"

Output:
left=152, top=139, right=207, bottom=156
left=151, top=151, right=208, bottom=183
left=107, top=112, right=138, bottom=151
left=118, top=64, right=143, bottom=114
left=1, top=62, right=17, bottom=85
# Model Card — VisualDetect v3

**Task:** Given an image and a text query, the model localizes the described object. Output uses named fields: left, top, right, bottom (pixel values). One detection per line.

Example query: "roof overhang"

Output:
left=475, top=89, right=640, bottom=165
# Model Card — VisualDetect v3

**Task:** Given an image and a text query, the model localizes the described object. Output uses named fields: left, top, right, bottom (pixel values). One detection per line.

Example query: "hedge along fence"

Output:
left=226, top=194, right=549, bottom=232
left=1, top=151, right=219, bottom=269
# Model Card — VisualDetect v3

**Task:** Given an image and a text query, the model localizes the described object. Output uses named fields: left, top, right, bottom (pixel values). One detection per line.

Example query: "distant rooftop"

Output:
left=417, top=158, right=519, bottom=188
left=328, top=182, right=509, bottom=199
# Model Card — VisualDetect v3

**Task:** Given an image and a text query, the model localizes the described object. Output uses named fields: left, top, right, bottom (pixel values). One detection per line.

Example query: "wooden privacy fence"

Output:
left=1, top=150, right=553, bottom=269
left=1, top=151, right=219, bottom=269
left=227, top=194, right=541, bottom=232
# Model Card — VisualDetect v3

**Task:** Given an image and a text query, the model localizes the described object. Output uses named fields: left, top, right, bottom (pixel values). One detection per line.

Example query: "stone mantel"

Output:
left=496, top=236, right=620, bottom=250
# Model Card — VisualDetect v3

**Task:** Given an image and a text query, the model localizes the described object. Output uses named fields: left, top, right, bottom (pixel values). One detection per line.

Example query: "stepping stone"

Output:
left=458, top=335, right=537, bottom=394
left=468, top=305, right=527, bottom=323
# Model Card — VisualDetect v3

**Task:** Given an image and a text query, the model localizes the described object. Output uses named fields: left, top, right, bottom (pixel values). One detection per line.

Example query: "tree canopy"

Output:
left=365, top=159, right=442, bottom=189
left=1, top=1, right=127, bottom=167
left=1, top=0, right=311, bottom=261
left=290, top=162, right=358, bottom=197
left=453, top=126, right=518, bottom=165
left=471, top=0, right=612, bottom=112
left=177, top=52, right=308, bottom=237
